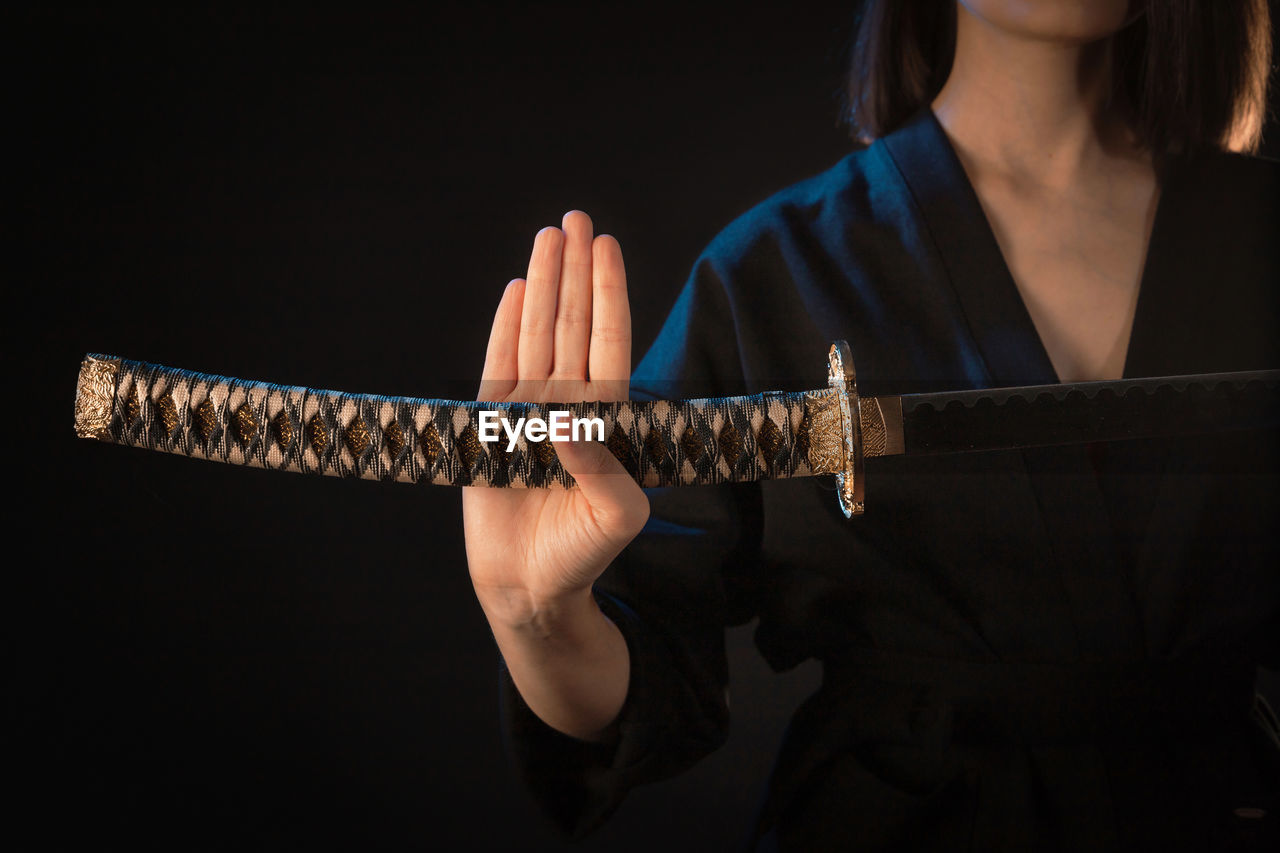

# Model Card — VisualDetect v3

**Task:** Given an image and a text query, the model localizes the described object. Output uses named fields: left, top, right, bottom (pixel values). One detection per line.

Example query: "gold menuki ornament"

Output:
left=72, top=342, right=1280, bottom=517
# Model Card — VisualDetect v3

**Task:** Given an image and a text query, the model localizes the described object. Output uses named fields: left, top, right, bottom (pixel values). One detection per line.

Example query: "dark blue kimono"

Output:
left=501, top=110, right=1280, bottom=851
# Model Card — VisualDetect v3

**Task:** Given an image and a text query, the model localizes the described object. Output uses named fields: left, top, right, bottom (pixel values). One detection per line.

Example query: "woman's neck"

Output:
left=931, top=4, right=1139, bottom=190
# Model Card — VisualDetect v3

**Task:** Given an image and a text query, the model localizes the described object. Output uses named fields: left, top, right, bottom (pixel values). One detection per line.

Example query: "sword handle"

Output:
left=72, top=353, right=835, bottom=490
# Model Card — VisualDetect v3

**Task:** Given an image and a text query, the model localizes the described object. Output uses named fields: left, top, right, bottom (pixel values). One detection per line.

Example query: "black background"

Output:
left=13, top=3, right=1280, bottom=850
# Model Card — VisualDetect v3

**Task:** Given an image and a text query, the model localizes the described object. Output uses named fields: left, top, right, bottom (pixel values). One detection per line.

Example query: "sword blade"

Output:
left=870, top=370, right=1280, bottom=458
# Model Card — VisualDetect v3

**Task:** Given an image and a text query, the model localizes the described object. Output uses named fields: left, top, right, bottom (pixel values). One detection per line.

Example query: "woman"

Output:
left=463, top=1, right=1278, bottom=849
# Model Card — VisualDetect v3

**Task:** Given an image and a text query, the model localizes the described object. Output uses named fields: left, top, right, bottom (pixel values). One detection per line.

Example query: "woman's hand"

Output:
left=463, top=210, right=649, bottom=633
left=461, top=211, right=645, bottom=740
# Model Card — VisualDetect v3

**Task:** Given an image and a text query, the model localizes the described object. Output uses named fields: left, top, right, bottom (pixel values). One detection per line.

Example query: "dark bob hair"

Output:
left=841, top=0, right=1273, bottom=158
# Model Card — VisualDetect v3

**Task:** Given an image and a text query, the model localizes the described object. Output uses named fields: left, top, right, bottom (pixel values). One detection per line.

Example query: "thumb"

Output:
left=553, top=434, right=650, bottom=536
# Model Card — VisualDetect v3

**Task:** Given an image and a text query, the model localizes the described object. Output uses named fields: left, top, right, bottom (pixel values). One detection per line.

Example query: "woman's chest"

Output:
left=972, top=173, right=1159, bottom=383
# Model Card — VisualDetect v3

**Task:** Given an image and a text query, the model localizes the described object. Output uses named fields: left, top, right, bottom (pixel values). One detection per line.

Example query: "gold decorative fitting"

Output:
left=124, top=384, right=141, bottom=427
left=718, top=422, right=742, bottom=467
left=74, top=356, right=120, bottom=440
left=825, top=340, right=864, bottom=517
left=456, top=423, right=482, bottom=469
left=272, top=410, right=294, bottom=450
left=643, top=428, right=667, bottom=465
left=679, top=424, right=703, bottom=462
left=531, top=431, right=556, bottom=467
left=859, top=398, right=887, bottom=458
left=857, top=395, right=904, bottom=459
left=420, top=423, right=443, bottom=465
left=493, top=441, right=514, bottom=470
left=756, top=417, right=784, bottom=464
left=384, top=420, right=405, bottom=459
left=344, top=415, right=371, bottom=457
left=803, top=390, right=843, bottom=475
left=193, top=398, right=218, bottom=442
left=607, top=424, right=638, bottom=476
left=233, top=402, right=258, bottom=445
left=803, top=391, right=844, bottom=471
left=308, top=413, right=329, bottom=455
left=156, top=392, right=180, bottom=437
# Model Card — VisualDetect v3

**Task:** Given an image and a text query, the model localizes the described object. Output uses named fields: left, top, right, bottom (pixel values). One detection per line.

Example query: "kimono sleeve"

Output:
left=498, top=254, right=766, bottom=838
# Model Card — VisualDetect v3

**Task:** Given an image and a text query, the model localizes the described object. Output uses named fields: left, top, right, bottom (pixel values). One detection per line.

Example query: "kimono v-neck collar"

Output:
left=877, top=107, right=1181, bottom=388
left=878, top=108, right=1060, bottom=387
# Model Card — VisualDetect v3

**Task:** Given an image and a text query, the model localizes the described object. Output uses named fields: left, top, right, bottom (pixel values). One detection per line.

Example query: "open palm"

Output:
left=463, top=211, right=649, bottom=627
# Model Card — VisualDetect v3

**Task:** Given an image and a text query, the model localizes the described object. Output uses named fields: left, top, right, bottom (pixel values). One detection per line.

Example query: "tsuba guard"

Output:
left=827, top=340, right=865, bottom=517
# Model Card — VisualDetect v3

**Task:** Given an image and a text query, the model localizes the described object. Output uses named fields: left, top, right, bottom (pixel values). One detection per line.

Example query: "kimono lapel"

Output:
left=879, top=110, right=1058, bottom=388
left=879, top=110, right=1146, bottom=659
left=1122, top=154, right=1252, bottom=376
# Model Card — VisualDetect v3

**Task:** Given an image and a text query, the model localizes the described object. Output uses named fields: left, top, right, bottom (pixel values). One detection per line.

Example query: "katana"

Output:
left=73, top=342, right=1279, bottom=517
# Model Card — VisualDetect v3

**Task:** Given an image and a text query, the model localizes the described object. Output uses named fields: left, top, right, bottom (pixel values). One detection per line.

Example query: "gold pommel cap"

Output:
left=74, top=355, right=120, bottom=440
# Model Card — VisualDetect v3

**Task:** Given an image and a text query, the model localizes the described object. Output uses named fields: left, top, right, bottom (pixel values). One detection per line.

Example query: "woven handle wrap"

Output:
left=75, top=356, right=838, bottom=488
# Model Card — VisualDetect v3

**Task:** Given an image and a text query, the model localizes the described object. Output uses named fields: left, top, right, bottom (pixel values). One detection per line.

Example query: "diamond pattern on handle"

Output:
left=93, top=358, right=820, bottom=490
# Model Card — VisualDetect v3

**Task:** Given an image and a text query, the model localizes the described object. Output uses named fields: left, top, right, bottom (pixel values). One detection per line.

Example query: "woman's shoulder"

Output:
left=698, top=144, right=891, bottom=268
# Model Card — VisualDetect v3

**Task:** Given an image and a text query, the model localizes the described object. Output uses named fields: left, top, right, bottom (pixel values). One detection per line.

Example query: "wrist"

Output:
left=475, top=582, right=599, bottom=639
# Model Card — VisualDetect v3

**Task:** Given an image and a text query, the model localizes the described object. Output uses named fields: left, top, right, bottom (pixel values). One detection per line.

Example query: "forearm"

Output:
left=480, top=586, right=630, bottom=743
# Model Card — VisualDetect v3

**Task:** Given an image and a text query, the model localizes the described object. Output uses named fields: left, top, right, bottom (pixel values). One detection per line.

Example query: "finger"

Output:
left=588, top=234, right=631, bottom=400
left=518, top=226, right=563, bottom=381
left=477, top=278, right=525, bottom=401
left=551, top=210, right=593, bottom=380
left=553, top=436, right=649, bottom=536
